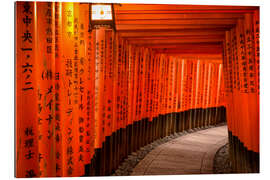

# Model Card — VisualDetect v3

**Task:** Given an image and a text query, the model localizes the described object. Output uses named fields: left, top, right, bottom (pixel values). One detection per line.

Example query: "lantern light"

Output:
left=89, top=3, right=115, bottom=30
left=91, top=4, right=112, bottom=20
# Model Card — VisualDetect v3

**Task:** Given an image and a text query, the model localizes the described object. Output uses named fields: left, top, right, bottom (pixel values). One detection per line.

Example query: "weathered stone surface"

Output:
left=111, top=124, right=228, bottom=176
left=213, top=143, right=233, bottom=174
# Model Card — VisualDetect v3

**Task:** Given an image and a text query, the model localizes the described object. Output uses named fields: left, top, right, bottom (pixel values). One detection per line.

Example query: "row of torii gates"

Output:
left=16, top=2, right=259, bottom=177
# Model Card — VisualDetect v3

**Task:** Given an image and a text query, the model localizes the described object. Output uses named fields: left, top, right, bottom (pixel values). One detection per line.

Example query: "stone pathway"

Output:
left=131, top=125, right=228, bottom=175
left=213, top=143, right=233, bottom=174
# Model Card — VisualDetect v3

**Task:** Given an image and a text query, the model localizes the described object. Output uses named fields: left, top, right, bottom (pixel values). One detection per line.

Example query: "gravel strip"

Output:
left=111, top=123, right=227, bottom=176
left=213, top=143, right=233, bottom=174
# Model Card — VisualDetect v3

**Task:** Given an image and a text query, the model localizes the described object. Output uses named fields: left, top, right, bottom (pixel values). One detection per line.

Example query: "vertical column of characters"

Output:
left=149, top=50, right=154, bottom=119
left=116, top=37, right=122, bottom=129
left=36, top=2, right=56, bottom=177
left=236, top=18, right=248, bottom=149
left=171, top=56, right=175, bottom=114
left=181, top=59, right=187, bottom=112
left=54, top=2, right=63, bottom=177
left=187, top=60, right=193, bottom=112
left=104, top=29, right=114, bottom=136
left=127, top=45, right=134, bottom=125
left=165, top=55, right=169, bottom=114
left=174, top=58, right=179, bottom=113
left=179, top=59, right=185, bottom=112
left=176, top=58, right=182, bottom=112
left=167, top=56, right=173, bottom=114
left=222, top=37, right=230, bottom=130
left=232, top=26, right=242, bottom=143
left=198, top=60, right=204, bottom=109
left=185, top=59, right=190, bottom=112
left=158, top=55, right=163, bottom=115
left=229, top=29, right=235, bottom=128
left=112, top=33, right=118, bottom=134
left=121, top=42, right=126, bottom=128
left=151, top=53, right=157, bottom=120
left=94, top=27, right=105, bottom=149
left=78, top=3, right=89, bottom=164
left=190, top=59, right=197, bottom=110
left=119, top=41, right=125, bottom=128
left=189, top=59, right=195, bottom=110
left=158, top=55, right=163, bottom=116
left=120, top=38, right=125, bottom=129
left=70, top=3, right=83, bottom=176
left=253, top=10, right=260, bottom=153
left=103, top=29, right=109, bottom=135
left=61, top=2, right=75, bottom=177
left=133, top=47, right=139, bottom=122
left=76, top=3, right=89, bottom=168
left=149, top=50, right=155, bottom=120
left=163, top=55, right=169, bottom=115
left=157, top=55, right=162, bottom=116
left=153, top=52, right=160, bottom=119
left=194, top=59, right=200, bottom=110
left=52, top=2, right=62, bottom=176
left=144, top=49, right=151, bottom=119
left=244, top=13, right=258, bottom=152
left=164, top=55, right=169, bottom=115
left=122, top=40, right=128, bottom=129
left=123, top=41, right=129, bottom=128
left=130, top=46, right=136, bottom=124
left=234, top=22, right=243, bottom=144
left=141, top=48, right=148, bottom=120
left=230, top=28, right=240, bottom=141
left=16, top=1, right=39, bottom=178
left=225, top=31, right=234, bottom=135
left=87, top=28, right=96, bottom=160
left=151, top=50, right=157, bottom=119
left=171, top=57, right=176, bottom=113
left=160, top=55, right=165, bottom=115
left=158, top=55, right=164, bottom=115
left=136, top=49, right=142, bottom=120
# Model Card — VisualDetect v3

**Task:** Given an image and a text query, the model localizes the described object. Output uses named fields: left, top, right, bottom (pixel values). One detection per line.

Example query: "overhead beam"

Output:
left=115, top=13, right=244, bottom=20
left=127, top=38, right=223, bottom=44
left=115, top=19, right=237, bottom=25
left=137, top=42, right=223, bottom=48
left=116, top=24, right=234, bottom=30
left=124, top=35, right=225, bottom=41
left=114, top=4, right=258, bottom=11
left=118, top=30, right=225, bottom=38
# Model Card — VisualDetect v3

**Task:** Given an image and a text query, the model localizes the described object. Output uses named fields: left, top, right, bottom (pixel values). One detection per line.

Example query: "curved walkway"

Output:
left=131, top=125, right=228, bottom=175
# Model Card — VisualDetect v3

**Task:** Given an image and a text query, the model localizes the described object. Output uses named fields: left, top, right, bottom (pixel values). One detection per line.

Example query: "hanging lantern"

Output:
left=89, top=3, right=115, bottom=30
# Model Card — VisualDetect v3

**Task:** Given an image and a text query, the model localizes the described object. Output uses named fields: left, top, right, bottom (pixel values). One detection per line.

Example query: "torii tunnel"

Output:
left=15, top=1, right=259, bottom=177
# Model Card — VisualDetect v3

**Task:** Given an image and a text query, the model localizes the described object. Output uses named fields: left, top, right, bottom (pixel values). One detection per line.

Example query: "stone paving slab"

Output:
left=131, top=125, right=228, bottom=175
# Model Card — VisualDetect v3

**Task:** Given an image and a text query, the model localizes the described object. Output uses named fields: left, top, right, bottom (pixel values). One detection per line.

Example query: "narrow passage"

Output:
left=132, top=125, right=228, bottom=175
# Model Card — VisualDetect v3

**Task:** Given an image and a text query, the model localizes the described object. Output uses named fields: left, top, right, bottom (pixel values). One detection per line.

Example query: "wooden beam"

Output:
left=118, top=30, right=225, bottom=38
left=115, top=19, right=237, bottom=25
left=114, top=4, right=258, bottom=11
left=124, top=35, right=225, bottom=40
left=137, top=42, right=223, bottom=48
left=127, top=38, right=223, bottom=44
left=116, top=24, right=234, bottom=30
left=115, top=13, right=244, bottom=20
left=155, top=48, right=223, bottom=54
